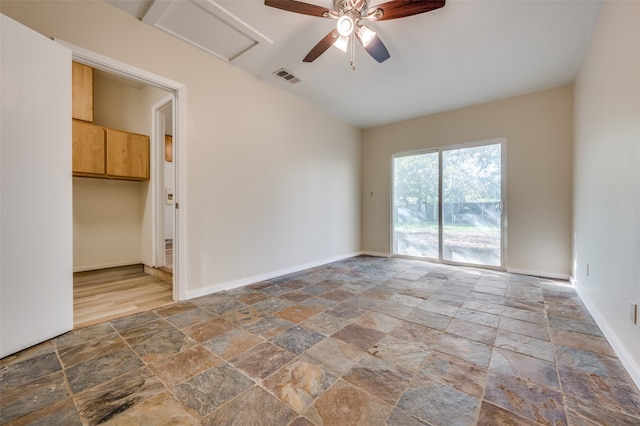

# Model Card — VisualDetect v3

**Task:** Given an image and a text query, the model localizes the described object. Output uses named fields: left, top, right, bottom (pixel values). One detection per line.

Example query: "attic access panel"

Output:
left=143, top=0, right=271, bottom=62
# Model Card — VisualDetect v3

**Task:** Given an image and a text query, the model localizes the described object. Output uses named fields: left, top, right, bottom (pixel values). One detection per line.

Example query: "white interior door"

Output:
left=1, top=14, right=73, bottom=357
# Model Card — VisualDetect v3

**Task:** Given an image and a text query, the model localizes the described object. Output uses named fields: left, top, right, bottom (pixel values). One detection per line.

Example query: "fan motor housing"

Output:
left=334, top=0, right=369, bottom=16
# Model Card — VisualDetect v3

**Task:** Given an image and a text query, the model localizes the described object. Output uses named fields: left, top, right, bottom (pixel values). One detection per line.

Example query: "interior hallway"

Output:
left=1, top=256, right=639, bottom=425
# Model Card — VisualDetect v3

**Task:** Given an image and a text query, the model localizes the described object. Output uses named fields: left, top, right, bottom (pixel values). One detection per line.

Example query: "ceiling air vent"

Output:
left=273, top=68, right=302, bottom=84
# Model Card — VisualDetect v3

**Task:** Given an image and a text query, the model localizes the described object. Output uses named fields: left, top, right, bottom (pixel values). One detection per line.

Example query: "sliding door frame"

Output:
left=391, top=138, right=507, bottom=271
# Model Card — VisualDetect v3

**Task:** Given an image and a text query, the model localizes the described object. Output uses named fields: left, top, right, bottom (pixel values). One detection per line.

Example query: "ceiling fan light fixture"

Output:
left=337, top=15, right=355, bottom=36
left=264, top=0, right=446, bottom=65
left=356, top=24, right=376, bottom=47
left=333, top=35, right=349, bottom=52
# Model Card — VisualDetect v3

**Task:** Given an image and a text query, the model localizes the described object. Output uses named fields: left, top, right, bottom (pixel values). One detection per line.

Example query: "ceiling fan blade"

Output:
left=264, top=0, right=330, bottom=18
left=359, top=34, right=390, bottom=63
left=303, top=30, right=338, bottom=62
left=373, top=0, right=445, bottom=21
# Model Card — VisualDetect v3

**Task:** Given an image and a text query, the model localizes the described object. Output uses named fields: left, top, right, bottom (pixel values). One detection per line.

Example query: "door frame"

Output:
left=152, top=97, right=175, bottom=274
left=390, top=138, right=507, bottom=271
left=57, top=40, right=188, bottom=300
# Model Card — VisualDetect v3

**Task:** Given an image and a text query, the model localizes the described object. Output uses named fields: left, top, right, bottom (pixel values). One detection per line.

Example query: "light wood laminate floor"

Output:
left=73, top=265, right=173, bottom=329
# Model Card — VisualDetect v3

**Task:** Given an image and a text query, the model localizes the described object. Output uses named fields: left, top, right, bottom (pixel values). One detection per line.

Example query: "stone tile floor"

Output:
left=1, top=256, right=639, bottom=425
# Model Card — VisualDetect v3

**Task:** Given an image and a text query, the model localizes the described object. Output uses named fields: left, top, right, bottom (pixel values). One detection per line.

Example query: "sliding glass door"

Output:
left=393, top=152, right=439, bottom=258
left=442, top=144, right=502, bottom=266
left=393, top=141, right=504, bottom=268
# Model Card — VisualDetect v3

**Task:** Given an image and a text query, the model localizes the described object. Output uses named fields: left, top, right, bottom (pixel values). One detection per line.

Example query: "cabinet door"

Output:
left=165, top=135, right=173, bottom=162
left=106, top=128, right=150, bottom=180
left=72, top=120, right=105, bottom=175
left=72, top=61, right=93, bottom=122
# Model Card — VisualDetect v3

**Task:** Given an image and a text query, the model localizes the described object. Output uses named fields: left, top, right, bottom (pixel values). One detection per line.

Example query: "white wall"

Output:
left=573, top=1, right=640, bottom=384
left=362, top=86, right=574, bottom=277
left=0, top=0, right=361, bottom=294
left=94, top=73, right=143, bottom=134
left=73, top=177, right=143, bottom=271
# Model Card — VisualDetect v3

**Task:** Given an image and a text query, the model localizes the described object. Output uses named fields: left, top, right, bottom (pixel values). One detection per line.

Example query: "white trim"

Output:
left=55, top=39, right=188, bottom=301
left=174, top=85, right=187, bottom=300
left=151, top=96, right=174, bottom=269
left=573, top=279, right=640, bottom=390
left=55, top=39, right=181, bottom=92
left=185, top=252, right=361, bottom=299
left=506, top=268, right=570, bottom=280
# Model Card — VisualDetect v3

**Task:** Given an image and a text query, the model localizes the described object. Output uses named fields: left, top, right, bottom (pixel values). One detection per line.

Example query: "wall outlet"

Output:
left=586, top=264, right=590, bottom=277
left=631, top=302, right=637, bottom=325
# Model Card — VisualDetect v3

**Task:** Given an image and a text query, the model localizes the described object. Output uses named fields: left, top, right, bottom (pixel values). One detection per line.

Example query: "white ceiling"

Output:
left=105, top=0, right=603, bottom=128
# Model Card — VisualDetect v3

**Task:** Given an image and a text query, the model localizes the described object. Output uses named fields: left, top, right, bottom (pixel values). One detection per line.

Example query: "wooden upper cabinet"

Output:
left=72, top=120, right=105, bottom=175
left=73, top=121, right=149, bottom=181
left=72, top=62, right=94, bottom=122
left=165, top=135, right=173, bottom=162
left=71, top=61, right=149, bottom=181
left=106, top=129, right=150, bottom=180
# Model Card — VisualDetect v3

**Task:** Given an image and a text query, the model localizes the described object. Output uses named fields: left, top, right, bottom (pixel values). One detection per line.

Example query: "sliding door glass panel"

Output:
left=393, top=152, right=439, bottom=258
left=442, top=144, right=502, bottom=266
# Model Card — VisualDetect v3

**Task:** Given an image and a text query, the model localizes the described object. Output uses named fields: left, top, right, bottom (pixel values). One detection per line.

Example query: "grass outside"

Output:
left=396, top=222, right=499, bottom=235
left=395, top=222, right=500, bottom=250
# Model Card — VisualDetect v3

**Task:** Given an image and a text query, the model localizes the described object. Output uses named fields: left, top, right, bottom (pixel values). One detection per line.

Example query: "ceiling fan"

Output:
left=265, top=0, right=445, bottom=68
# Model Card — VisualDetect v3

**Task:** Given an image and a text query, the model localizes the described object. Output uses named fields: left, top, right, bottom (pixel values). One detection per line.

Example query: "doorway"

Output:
left=72, top=72, right=177, bottom=327
left=392, top=140, right=505, bottom=269
left=155, top=100, right=175, bottom=274
left=62, top=41, right=186, bottom=326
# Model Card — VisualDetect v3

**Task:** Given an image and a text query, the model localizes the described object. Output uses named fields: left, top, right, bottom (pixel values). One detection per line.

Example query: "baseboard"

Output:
left=185, top=252, right=362, bottom=300
left=360, top=251, right=392, bottom=258
left=73, top=260, right=143, bottom=273
left=362, top=256, right=570, bottom=282
left=572, top=278, right=640, bottom=390
left=506, top=268, right=570, bottom=281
